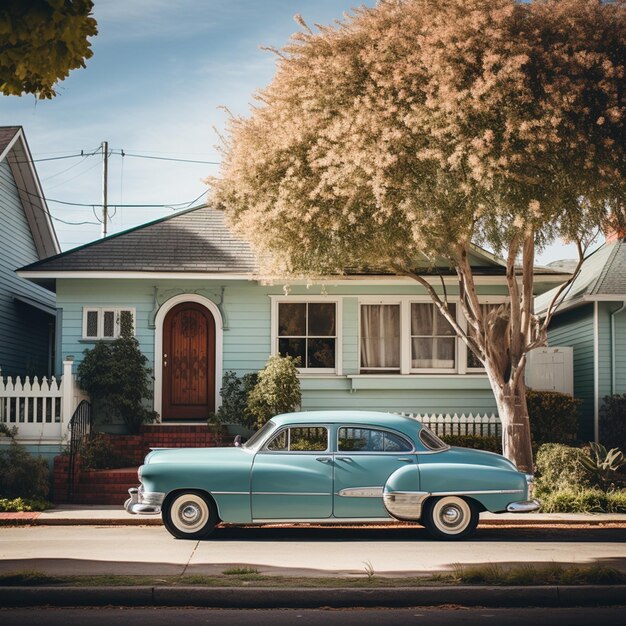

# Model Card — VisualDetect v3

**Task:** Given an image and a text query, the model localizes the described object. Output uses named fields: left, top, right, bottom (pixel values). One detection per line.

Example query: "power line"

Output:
left=120, top=152, right=219, bottom=165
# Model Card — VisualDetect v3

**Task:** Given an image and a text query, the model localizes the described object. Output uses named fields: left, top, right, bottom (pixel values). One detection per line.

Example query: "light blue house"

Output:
left=19, top=204, right=568, bottom=434
left=535, top=232, right=626, bottom=442
left=0, top=126, right=59, bottom=378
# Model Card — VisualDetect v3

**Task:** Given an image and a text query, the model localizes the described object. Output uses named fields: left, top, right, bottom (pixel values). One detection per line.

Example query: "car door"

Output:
left=333, top=425, right=417, bottom=518
left=251, top=425, right=333, bottom=520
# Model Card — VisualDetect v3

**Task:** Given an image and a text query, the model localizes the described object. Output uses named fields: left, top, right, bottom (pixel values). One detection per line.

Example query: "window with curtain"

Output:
left=360, top=304, right=400, bottom=372
left=410, top=303, right=456, bottom=369
left=466, top=303, right=501, bottom=369
left=278, top=302, right=336, bottom=369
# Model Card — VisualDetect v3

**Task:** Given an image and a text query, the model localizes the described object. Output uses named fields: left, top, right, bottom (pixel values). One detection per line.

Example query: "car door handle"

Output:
left=316, top=457, right=332, bottom=463
left=397, top=458, right=413, bottom=462
left=336, top=456, right=353, bottom=462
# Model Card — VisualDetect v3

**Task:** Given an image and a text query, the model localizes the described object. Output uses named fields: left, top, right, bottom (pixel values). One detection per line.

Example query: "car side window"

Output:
left=266, top=427, right=328, bottom=452
left=338, top=427, right=413, bottom=452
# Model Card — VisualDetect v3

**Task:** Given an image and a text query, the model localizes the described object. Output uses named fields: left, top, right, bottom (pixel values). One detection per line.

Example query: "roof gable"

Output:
left=535, top=239, right=626, bottom=314
left=0, top=126, right=60, bottom=259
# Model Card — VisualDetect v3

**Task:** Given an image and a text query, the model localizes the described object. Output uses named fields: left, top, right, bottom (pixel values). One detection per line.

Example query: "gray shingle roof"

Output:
left=21, top=205, right=258, bottom=273
left=535, top=238, right=626, bottom=313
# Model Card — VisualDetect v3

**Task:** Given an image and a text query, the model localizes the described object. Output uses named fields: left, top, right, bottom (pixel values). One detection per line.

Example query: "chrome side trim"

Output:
left=337, top=487, right=384, bottom=498
left=212, top=491, right=250, bottom=495
left=507, top=499, right=541, bottom=513
left=383, top=489, right=430, bottom=521
left=431, top=489, right=524, bottom=496
left=252, top=492, right=330, bottom=496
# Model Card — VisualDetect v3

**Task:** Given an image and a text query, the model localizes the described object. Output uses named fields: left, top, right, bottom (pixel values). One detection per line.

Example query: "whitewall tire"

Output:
left=163, top=491, right=218, bottom=539
left=423, top=496, right=479, bottom=540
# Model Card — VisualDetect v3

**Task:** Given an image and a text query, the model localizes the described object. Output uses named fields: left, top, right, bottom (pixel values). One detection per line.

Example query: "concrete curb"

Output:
left=0, top=585, right=624, bottom=608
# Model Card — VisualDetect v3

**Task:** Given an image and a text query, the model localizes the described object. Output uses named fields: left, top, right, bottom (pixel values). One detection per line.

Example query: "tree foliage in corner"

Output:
left=77, top=311, right=156, bottom=434
left=212, top=0, right=626, bottom=472
left=0, top=0, right=97, bottom=98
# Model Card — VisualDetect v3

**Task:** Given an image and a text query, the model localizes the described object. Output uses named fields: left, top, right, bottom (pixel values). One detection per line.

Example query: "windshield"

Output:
left=243, top=421, right=276, bottom=449
left=418, top=425, right=449, bottom=451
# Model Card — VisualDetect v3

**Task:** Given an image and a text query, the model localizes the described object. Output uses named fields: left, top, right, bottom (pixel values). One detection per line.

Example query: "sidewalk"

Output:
left=1, top=505, right=625, bottom=526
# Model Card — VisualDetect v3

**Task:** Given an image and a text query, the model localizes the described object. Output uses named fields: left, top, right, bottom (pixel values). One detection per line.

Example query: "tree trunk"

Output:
left=490, top=375, right=534, bottom=473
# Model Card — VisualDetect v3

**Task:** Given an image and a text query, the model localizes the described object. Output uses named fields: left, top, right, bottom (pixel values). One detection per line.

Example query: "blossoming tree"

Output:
left=212, top=0, right=626, bottom=472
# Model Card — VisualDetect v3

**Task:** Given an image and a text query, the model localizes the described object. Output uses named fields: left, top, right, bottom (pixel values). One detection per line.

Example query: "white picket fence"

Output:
left=402, top=412, right=501, bottom=437
left=0, top=360, right=87, bottom=442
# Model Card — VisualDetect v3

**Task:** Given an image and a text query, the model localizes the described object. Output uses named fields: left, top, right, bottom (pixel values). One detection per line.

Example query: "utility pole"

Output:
left=101, top=141, right=109, bottom=238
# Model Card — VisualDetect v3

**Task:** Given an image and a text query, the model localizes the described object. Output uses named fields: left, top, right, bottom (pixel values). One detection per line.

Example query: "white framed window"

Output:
left=82, top=308, right=136, bottom=340
left=410, top=302, right=456, bottom=371
left=271, top=297, right=341, bottom=374
left=358, top=296, right=504, bottom=375
left=360, top=303, right=401, bottom=373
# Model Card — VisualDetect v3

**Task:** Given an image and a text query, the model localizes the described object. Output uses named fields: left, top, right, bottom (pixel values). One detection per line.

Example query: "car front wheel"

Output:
left=422, top=496, right=479, bottom=540
left=163, top=491, right=218, bottom=540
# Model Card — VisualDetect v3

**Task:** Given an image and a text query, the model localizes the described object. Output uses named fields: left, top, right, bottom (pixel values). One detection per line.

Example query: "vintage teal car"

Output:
left=124, top=411, right=539, bottom=540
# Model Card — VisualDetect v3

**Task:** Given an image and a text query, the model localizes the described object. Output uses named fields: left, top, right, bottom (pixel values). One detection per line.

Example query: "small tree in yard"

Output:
left=212, top=0, right=626, bottom=472
left=78, top=311, right=155, bottom=434
left=246, top=355, right=301, bottom=428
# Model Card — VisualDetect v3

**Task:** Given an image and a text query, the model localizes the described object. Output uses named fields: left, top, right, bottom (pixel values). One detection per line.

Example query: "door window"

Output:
left=337, top=427, right=413, bottom=452
left=266, top=426, right=328, bottom=452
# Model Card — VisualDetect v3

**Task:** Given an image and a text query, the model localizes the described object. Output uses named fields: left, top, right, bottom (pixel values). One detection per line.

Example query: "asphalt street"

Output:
left=1, top=523, right=625, bottom=577
left=2, top=607, right=626, bottom=626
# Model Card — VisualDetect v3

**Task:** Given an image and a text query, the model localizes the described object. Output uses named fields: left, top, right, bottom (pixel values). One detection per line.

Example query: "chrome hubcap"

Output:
left=180, top=503, right=201, bottom=525
left=441, top=506, right=462, bottom=526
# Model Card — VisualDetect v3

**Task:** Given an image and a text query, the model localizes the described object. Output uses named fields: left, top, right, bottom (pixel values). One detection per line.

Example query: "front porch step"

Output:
left=70, top=467, right=139, bottom=505
left=53, top=424, right=225, bottom=505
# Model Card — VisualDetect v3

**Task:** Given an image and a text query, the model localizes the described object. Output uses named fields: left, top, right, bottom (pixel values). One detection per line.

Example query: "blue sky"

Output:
left=1, top=0, right=584, bottom=263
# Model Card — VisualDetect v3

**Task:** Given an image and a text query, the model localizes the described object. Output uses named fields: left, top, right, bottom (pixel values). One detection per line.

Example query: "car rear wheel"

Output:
left=163, top=491, right=218, bottom=540
left=422, top=496, right=479, bottom=540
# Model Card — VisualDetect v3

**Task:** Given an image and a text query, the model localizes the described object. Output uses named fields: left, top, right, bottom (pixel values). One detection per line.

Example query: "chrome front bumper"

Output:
left=506, top=499, right=541, bottom=513
left=124, top=486, right=165, bottom=515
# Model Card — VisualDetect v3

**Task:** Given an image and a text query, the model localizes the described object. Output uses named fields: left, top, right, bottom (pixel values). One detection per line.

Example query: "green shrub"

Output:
left=0, top=497, right=52, bottom=512
left=441, top=435, right=502, bottom=454
left=78, top=311, right=156, bottom=434
left=534, top=443, right=591, bottom=495
left=579, top=442, right=625, bottom=490
left=0, top=423, right=18, bottom=438
left=526, top=389, right=581, bottom=445
left=600, top=395, right=626, bottom=451
left=80, top=434, right=133, bottom=470
left=538, top=487, right=626, bottom=513
left=0, top=441, right=49, bottom=500
left=246, top=355, right=301, bottom=428
left=209, top=370, right=258, bottom=429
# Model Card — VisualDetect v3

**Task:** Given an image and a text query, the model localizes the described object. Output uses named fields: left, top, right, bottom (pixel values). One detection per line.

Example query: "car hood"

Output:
left=144, top=446, right=251, bottom=465
left=439, top=446, right=519, bottom=471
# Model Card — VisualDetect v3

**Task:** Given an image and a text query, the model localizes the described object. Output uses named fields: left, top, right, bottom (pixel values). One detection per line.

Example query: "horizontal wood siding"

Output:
left=56, top=279, right=506, bottom=414
left=0, top=160, right=55, bottom=377
left=547, top=304, right=595, bottom=440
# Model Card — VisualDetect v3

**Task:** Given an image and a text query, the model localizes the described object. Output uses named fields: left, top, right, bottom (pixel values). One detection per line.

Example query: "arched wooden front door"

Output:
left=162, top=302, right=215, bottom=420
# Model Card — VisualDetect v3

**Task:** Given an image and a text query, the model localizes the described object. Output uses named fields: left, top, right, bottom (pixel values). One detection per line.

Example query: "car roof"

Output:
left=270, top=411, right=422, bottom=435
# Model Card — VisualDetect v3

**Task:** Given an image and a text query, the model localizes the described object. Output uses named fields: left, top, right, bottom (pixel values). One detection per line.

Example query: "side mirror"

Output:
left=233, top=435, right=242, bottom=447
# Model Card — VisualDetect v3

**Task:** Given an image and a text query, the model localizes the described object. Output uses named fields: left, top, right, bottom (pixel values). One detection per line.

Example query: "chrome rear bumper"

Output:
left=124, top=486, right=165, bottom=515
left=506, top=499, right=541, bottom=513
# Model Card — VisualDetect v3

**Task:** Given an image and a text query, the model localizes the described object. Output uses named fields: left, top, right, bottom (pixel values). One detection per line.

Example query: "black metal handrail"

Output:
left=68, top=400, right=92, bottom=500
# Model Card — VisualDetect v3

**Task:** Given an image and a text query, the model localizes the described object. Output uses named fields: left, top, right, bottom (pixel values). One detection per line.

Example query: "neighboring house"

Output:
left=18, top=204, right=568, bottom=437
left=0, top=126, right=59, bottom=378
left=535, top=231, right=626, bottom=443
